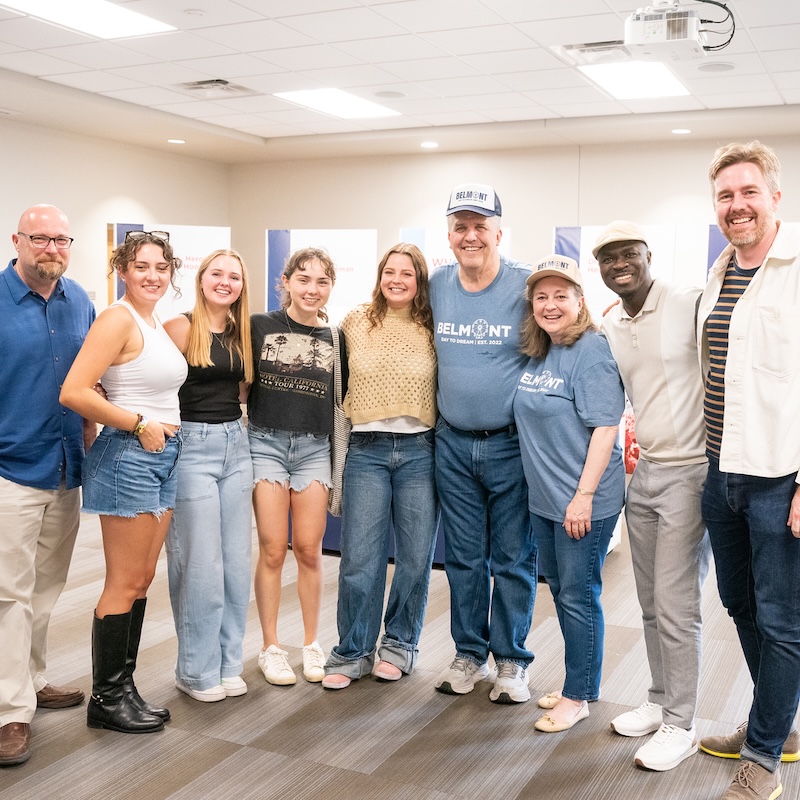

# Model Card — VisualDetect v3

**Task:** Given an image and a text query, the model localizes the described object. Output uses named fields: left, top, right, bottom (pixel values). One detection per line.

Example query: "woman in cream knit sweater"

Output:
left=323, top=243, right=439, bottom=689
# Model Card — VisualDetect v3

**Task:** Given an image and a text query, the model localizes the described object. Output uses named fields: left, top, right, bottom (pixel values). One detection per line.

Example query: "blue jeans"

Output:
left=702, top=456, right=800, bottom=767
left=327, top=430, right=439, bottom=678
left=166, top=420, right=253, bottom=690
left=531, top=511, right=618, bottom=701
left=434, top=419, right=535, bottom=666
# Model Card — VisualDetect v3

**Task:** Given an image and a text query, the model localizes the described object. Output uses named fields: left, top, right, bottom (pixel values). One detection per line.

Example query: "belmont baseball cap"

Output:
left=526, top=255, right=583, bottom=290
left=446, top=183, right=502, bottom=217
left=592, top=220, right=649, bottom=259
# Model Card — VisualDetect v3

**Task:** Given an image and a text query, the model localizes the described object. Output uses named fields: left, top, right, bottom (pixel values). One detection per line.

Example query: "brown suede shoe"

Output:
left=700, top=721, right=799, bottom=763
left=0, top=723, right=31, bottom=766
left=36, top=683, right=85, bottom=709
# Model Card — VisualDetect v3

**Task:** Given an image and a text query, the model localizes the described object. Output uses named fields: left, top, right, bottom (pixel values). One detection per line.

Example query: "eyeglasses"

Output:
left=17, top=232, right=74, bottom=249
left=125, top=230, right=170, bottom=243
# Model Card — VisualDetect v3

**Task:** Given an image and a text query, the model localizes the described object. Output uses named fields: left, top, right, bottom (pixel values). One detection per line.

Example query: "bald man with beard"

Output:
left=0, top=205, right=95, bottom=766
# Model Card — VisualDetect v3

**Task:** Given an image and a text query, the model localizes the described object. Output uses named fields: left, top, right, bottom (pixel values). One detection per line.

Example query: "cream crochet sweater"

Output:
left=341, top=304, right=437, bottom=428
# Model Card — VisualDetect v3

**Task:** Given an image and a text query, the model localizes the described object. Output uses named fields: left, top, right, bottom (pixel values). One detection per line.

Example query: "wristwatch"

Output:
left=576, top=487, right=596, bottom=496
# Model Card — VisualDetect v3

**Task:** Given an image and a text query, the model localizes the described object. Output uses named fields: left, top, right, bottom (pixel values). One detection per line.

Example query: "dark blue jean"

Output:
left=327, top=430, right=439, bottom=678
left=702, top=456, right=800, bottom=766
left=434, top=418, right=535, bottom=667
left=531, top=511, right=618, bottom=701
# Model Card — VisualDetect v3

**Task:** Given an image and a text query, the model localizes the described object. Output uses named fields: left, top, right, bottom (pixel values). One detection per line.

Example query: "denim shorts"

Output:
left=82, top=426, right=182, bottom=518
left=248, top=425, right=331, bottom=491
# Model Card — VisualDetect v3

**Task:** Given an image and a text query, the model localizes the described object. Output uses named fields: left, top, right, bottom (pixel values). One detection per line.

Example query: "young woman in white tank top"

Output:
left=61, top=231, right=187, bottom=735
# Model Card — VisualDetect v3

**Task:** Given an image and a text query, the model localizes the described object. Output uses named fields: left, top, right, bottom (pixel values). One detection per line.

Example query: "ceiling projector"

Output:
left=624, top=2, right=707, bottom=61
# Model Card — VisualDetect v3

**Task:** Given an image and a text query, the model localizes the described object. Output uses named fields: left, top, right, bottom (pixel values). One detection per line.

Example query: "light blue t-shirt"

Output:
left=430, top=257, right=530, bottom=430
left=513, top=330, right=625, bottom=521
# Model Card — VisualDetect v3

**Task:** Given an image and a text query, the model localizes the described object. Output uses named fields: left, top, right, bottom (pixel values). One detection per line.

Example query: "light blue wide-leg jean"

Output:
left=326, top=430, right=439, bottom=679
left=166, top=419, right=253, bottom=690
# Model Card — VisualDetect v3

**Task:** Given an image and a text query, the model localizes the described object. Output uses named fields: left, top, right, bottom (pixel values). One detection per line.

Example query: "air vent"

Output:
left=551, top=40, right=633, bottom=67
left=177, top=79, right=258, bottom=100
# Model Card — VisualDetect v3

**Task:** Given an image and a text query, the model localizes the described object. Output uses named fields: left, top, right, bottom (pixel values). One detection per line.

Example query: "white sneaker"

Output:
left=610, top=700, right=663, bottom=737
left=435, top=657, right=493, bottom=695
left=175, top=682, right=226, bottom=703
left=489, top=662, right=530, bottom=704
left=221, top=676, right=248, bottom=697
left=258, top=645, right=297, bottom=685
left=302, top=641, right=326, bottom=683
left=634, top=724, right=698, bottom=771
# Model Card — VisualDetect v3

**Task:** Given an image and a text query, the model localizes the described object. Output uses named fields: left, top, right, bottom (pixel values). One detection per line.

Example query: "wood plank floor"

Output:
left=1, top=513, right=797, bottom=800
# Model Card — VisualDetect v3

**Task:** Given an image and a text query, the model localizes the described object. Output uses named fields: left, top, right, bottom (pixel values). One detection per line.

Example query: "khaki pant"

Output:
left=0, top=476, right=80, bottom=725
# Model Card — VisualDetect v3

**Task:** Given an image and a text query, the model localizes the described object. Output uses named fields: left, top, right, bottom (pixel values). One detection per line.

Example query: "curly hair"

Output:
left=365, top=243, right=433, bottom=335
left=277, top=247, right=336, bottom=323
left=109, top=232, right=181, bottom=295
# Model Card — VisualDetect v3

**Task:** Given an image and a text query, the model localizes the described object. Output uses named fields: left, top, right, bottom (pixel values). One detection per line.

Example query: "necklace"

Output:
left=284, top=309, right=320, bottom=334
left=211, top=330, right=227, bottom=347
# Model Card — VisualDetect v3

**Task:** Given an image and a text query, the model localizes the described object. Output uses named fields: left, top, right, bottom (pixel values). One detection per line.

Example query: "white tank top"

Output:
left=101, top=300, right=187, bottom=425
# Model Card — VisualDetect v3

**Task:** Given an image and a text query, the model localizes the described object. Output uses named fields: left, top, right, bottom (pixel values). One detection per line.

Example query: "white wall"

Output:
left=5, top=113, right=800, bottom=313
left=0, top=118, right=229, bottom=307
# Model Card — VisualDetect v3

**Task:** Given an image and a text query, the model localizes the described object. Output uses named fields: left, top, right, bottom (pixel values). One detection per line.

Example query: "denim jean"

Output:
left=434, top=419, right=535, bottom=667
left=531, top=511, right=618, bottom=701
left=702, top=456, right=800, bottom=768
left=326, top=430, right=438, bottom=678
left=166, top=420, right=253, bottom=690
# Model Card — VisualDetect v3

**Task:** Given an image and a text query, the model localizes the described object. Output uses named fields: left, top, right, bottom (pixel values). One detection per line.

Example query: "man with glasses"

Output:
left=0, top=205, right=95, bottom=766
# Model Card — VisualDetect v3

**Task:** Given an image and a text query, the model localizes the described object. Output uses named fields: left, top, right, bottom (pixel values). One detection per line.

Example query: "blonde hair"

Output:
left=185, top=249, right=253, bottom=384
left=520, top=280, right=596, bottom=359
left=365, top=243, right=433, bottom=335
left=708, top=140, right=781, bottom=194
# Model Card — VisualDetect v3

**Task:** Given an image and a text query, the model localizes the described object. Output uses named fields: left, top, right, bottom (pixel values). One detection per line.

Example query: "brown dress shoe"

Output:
left=0, top=722, right=31, bottom=766
left=36, top=683, right=85, bottom=709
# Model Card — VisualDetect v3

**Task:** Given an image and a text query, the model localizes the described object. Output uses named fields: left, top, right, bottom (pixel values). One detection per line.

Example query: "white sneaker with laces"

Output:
left=258, top=645, right=297, bottom=685
left=435, top=657, right=493, bottom=695
left=634, top=724, right=698, bottom=771
left=302, top=641, right=326, bottom=682
left=489, top=662, right=530, bottom=704
left=610, top=700, right=663, bottom=736
left=221, top=676, right=248, bottom=696
left=175, top=682, right=226, bottom=703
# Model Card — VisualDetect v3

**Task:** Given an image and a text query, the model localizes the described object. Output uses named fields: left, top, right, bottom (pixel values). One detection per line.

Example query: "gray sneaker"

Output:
left=435, top=657, right=492, bottom=695
left=720, top=761, right=782, bottom=800
left=489, top=662, right=530, bottom=704
left=700, top=721, right=799, bottom=763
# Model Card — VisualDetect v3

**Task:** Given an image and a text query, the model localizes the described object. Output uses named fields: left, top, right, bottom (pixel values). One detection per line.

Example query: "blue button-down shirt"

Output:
left=0, top=260, right=96, bottom=490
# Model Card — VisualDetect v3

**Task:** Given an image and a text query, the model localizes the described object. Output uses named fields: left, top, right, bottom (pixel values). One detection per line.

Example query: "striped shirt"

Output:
left=703, top=255, right=759, bottom=457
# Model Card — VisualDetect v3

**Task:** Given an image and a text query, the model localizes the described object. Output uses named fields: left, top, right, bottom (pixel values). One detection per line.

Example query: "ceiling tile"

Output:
left=334, top=34, right=445, bottom=62
left=44, top=71, right=144, bottom=93
left=39, top=42, right=158, bottom=70
left=420, top=24, right=535, bottom=55
left=118, top=31, right=235, bottom=60
left=371, top=0, right=504, bottom=32
left=0, top=17, right=91, bottom=49
left=278, top=7, right=406, bottom=42
left=0, top=51, right=83, bottom=77
left=175, top=53, right=285, bottom=79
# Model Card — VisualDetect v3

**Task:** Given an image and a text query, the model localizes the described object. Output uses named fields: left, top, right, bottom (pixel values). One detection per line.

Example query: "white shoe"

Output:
left=634, top=724, right=697, bottom=771
left=175, top=682, right=226, bottom=703
left=302, top=641, right=326, bottom=683
left=221, top=676, right=248, bottom=696
left=258, top=645, right=297, bottom=686
left=489, top=662, right=530, bottom=704
left=435, top=657, right=493, bottom=695
left=610, top=701, right=663, bottom=737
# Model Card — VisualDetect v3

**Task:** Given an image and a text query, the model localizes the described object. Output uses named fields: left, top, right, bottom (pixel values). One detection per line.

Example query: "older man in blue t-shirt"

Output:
left=0, top=205, right=95, bottom=767
left=430, top=183, right=535, bottom=703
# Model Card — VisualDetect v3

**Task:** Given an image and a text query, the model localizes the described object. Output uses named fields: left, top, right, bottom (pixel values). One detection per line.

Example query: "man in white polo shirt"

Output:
left=596, top=221, right=711, bottom=772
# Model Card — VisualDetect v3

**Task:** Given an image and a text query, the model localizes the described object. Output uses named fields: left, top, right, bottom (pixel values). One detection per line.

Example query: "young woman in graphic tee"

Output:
left=164, top=249, right=253, bottom=703
left=248, top=247, right=346, bottom=686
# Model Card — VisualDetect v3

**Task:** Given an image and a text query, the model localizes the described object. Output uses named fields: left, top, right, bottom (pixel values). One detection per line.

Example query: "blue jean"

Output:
left=434, top=419, right=535, bottom=667
left=327, top=430, right=439, bottom=678
left=166, top=420, right=253, bottom=690
left=531, top=511, right=618, bottom=701
left=702, top=456, right=800, bottom=767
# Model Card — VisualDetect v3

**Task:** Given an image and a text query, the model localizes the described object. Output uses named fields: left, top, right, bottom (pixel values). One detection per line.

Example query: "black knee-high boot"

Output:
left=125, top=598, right=170, bottom=721
left=87, top=611, right=164, bottom=734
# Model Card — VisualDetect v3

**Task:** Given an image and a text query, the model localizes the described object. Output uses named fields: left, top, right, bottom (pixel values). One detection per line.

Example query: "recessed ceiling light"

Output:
left=375, top=90, right=406, bottom=99
left=420, top=141, right=439, bottom=149
left=274, top=89, right=400, bottom=119
left=0, top=0, right=175, bottom=39
left=697, top=62, right=735, bottom=73
left=672, top=129, right=692, bottom=135
left=579, top=61, right=689, bottom=99
left=167, top=139, right=186, bottom=144
left=184, top=8, right=206, bottom=16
